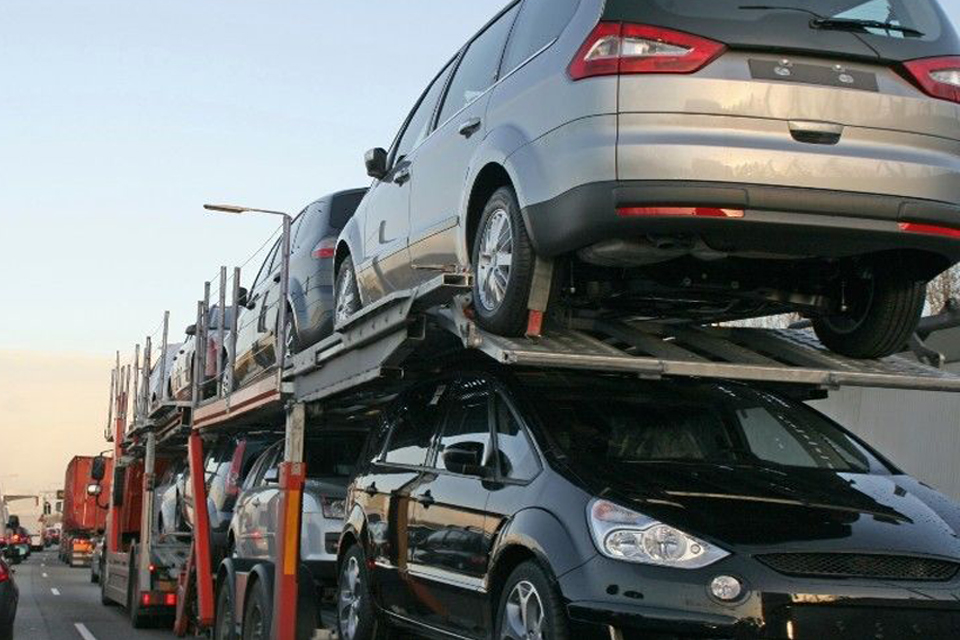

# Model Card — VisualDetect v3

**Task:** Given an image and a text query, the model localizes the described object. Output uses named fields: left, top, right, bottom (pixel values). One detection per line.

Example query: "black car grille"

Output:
left=757, top=553, right=959, bottom=581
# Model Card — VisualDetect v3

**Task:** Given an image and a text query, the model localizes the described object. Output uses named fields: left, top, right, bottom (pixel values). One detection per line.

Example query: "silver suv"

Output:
left=336, top=0, right=960, bottom=358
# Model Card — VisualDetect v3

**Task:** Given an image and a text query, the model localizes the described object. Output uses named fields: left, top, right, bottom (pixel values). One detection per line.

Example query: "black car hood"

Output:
left=590, top=463, right=960, bottom=557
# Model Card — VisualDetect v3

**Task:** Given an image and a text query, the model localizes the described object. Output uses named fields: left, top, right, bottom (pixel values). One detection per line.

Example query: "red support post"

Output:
left=188, top=431, right=215, bottom=628
left=272, top=461, right=306, bottom=640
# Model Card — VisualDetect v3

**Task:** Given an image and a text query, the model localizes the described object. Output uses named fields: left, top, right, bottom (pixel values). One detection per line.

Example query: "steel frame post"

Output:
left=159, top=311, right=170, bottom=404
left=132, top=344, right=141, bottom=423
left=192, top=301, right=204, bottom=406
left=218, top=267, right=227, bottom=397
left=108, top=353, right=124, bottom=554
left=229, top=267, right=241, bottom=401
left=187, top=431, right=215, bottom=628
left=271, top=402, right=306, bottom=640
left=276, top=216, right=292, bottom=385
left=138, top=430, right=156, bottom=589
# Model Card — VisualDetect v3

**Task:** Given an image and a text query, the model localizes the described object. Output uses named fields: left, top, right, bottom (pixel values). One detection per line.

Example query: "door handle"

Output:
left=416, top=490, right=435, bottom=508
left=394, top=167, right=411, bottom=185
left=363, top=483, right=378, bottom=497
left=458, top=118, right=482, bottom=138
left=788, top=120, right=843, bottom=145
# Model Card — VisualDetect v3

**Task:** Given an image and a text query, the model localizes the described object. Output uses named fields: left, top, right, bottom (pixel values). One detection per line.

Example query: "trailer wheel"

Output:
left=241, top=578, right=271, bottom=640
left=214, top=575, right=237, bottom=640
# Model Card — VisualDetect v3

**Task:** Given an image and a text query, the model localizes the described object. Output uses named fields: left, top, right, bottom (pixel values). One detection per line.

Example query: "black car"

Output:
left=182, top=434, right=274, bottom=562
left=233, top=188, right=366, bottom=389
left=339, top=369, right=960, bottom=640
left=0, top=557, right=17, bottom=640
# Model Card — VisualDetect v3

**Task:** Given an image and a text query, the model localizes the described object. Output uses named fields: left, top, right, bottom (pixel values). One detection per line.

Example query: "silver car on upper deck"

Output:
left=335, top=0, right=960, bottom=359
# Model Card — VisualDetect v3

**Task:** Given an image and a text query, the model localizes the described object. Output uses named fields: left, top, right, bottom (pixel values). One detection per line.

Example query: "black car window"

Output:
left=493, top=395, right=539, bottom=480
left=392, top=59, right=456, bottom=165
left=382, top=385, right=445, bottom=467
left=436, top=386, right=491, bottom=473
left=437, top=4, right=520, bottom=127
left=501, top=0, right=580, bottom=75
left=305, top=433, right=367, bottom=479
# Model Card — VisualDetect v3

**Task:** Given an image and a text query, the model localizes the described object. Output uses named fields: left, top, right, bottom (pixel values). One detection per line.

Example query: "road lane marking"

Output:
left=75, top=623, right=98, bottom=640
left=51, top=587, right=61, bottom=596
left=42, top=572, right=48, bottom=578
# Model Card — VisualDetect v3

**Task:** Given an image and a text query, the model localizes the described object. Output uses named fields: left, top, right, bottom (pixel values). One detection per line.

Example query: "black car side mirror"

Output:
left=91, top=456, right=107, bottom=482
left=365, top=147, right=388, bottom=180
left=442, top=442, right=490, bottom=478
left=185, top=324, right=197, bottom=337
left=236, top=287, right=249, bottom=309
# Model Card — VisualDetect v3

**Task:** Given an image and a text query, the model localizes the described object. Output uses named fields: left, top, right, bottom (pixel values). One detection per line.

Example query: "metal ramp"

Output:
left=283, top=274, right=960, bottom=408
left=444, top=313, right=960, bottom=393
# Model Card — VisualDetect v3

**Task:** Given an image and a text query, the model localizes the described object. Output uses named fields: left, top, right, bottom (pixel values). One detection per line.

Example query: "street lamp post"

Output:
left=204, top=204, right=292, bottom=379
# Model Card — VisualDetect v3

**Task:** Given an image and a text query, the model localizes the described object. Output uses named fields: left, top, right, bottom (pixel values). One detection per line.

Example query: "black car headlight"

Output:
left=588, top=498, right=729, bottom=569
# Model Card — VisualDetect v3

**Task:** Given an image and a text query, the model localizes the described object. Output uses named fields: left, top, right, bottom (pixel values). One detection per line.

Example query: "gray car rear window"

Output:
left=632, top=0, right=944, bottom=40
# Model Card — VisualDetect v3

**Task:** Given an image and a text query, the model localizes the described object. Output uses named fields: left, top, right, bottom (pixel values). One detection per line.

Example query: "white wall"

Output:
left=811, top=363, right=960, bottom=501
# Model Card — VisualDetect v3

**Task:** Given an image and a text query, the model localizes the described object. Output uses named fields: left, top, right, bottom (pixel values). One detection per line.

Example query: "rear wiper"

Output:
left=811, top=18, right=924, bottom=38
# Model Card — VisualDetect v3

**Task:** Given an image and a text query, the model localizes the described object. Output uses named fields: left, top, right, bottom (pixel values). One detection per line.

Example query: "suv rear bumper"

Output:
left=521, top=180, right=960, bottom=268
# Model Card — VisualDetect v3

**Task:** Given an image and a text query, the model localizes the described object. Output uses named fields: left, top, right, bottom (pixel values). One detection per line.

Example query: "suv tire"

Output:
left=496, top=561, right=568, bottom=640
left=472, top=187, right=535, bottom=336
left=337, top=545, right=390, bottom=640
left=335, top=256, right=362, bottom=327
left=241, top=578, right=271, bottom=640
left=813, top=267, right=926, bottom=359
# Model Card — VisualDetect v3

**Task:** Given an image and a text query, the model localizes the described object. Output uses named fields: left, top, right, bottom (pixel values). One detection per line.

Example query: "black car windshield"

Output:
left=618, top=0, right=945, bottom=41
left=526, top=378, right=878, bottom=473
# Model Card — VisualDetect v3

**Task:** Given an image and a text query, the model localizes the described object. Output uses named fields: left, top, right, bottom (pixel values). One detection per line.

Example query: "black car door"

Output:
left=358, top=383, right=444, bottom=621
left=407, top=377, right=495, bottom=637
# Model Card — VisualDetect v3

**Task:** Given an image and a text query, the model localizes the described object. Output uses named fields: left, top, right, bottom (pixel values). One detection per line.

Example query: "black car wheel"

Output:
left=472, top=187, right=536, bottom=336
left=241, top=578, right=271, bottom=640
left=335, top=256, right=362, bottom=327
left=813, top=266, right=926, bottom=359
left=338, top=545, right=388, bottom=640
left=496, top=561, right=567, bottom=640
left=214, top=575, right=237, bottom=640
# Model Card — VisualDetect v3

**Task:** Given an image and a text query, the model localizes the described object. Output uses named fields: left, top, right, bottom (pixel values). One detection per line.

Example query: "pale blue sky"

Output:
left=0, top=0, right=958, bottom=356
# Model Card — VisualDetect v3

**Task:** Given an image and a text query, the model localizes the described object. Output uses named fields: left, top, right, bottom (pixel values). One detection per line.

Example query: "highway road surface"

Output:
left=12, top=549, right=169, bottom=640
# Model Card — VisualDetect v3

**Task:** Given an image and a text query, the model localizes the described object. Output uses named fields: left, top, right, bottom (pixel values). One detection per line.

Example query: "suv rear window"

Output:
left=603, top=0, right=958, bottom=60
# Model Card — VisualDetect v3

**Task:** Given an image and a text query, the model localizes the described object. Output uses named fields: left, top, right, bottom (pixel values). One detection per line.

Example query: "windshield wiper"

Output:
left=811, top=17, right=924, bottom=38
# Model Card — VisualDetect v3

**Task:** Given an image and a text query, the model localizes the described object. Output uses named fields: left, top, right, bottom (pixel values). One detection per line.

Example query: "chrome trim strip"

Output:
left=407, top=562, right=488, bottom=593
left=385, top=611, right=475, bottom=640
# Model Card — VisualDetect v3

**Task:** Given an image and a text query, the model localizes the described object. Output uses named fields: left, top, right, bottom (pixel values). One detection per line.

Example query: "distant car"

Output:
left=232, top=189, right=366, bottom=389
left=169, top=306, right=234, bottom=401
left=155, top=459, right=188, bottom=534
left=43, top=527, right=60, bottom=548
left=230, top=431, right=366, bottom=579
left=336, top=0, right=960, bottom=360
left=182, top=434, right=274, bottom=563
left=0, top=557, right=18, bottom=640
left=28, top=532, right=42, bottom=552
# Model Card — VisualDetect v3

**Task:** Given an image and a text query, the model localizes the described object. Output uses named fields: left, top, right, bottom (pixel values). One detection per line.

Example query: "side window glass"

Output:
left=494, top=396, right=539, bottom=481
left=502, top=0, right=580, bottom=75
left=382, top=385, right=445, bottom=467
left=290, top=208, right=309, bottom=250
left=392, top=60, right=456, bottom=165
left=252, top=238, right=282, bottom=289
left=437, top=4, right=520, bottom=126
left=437, top=389, right=490, bottom=474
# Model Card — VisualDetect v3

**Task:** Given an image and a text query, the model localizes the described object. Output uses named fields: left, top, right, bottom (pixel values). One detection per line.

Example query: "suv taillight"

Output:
left=0, top=563, right=8, bottom=583
left=903, top=56, right=960, bottom=104
left=570, top=22, right=725, bottom=80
